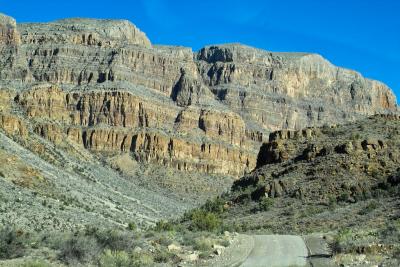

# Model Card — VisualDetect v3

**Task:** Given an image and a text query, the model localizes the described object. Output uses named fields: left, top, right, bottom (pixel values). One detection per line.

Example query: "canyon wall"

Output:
left=0, top=13, right=397, bottom=176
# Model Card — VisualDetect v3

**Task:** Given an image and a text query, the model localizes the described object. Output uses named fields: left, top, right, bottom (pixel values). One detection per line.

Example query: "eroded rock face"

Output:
left=196, top=44, right=397, bottom=132
left=235, top=115, right=400, bottom=203
left=9, top=85, right=255, bottom=176
left=20, top=18, right=151, bottom=48
left=0, top=13, right=20, bottom=45
left=0, top=14, right=398, bottom=177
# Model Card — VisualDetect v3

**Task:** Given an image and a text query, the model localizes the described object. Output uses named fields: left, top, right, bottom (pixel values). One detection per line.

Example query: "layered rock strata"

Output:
left=0, top=13, right=397, bottom=176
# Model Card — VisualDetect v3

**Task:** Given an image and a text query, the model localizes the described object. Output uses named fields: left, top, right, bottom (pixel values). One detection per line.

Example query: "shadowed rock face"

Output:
left=0, top=14, right=397, bottom=176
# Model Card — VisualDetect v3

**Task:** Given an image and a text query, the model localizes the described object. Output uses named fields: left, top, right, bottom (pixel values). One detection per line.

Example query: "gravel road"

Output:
left=239, top=235, right=309, bottom=267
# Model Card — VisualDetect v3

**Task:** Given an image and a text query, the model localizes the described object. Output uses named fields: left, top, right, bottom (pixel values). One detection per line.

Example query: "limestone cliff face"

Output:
left=196, top=45, right=397, bottom=131
left=0, top=13, right=20, bottom=45
left=10, top=85, right=255, bottom=176
left=0, top=14, right=397, bottom=177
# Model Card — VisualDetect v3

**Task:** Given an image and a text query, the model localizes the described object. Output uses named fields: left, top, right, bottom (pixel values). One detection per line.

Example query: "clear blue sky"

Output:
left=2, top=0, right=399, bottom=100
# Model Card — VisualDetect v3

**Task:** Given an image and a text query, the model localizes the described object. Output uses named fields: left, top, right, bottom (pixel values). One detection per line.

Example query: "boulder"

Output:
left=168, top=243, right=182, bottom=252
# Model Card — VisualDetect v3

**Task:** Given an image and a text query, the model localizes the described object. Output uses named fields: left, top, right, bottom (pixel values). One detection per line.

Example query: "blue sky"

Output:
left=2, top=0, right=399, bottom=100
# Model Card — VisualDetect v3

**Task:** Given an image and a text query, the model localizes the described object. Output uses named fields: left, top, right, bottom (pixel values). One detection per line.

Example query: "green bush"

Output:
left=258, top=198, right=274, bottom=211
left=350, top=133, right=361, bottom=140
left=99, top=250, right=131, bottom=267
left=0, top=227, right=28, bottom=259
left=96, top=229, right=136, bottom=251
left=203, top=198, right=225, bottom=214
left=189, top=210, right=221, bottom=231
left=338, top=191, right=350, bottom=202
left=327, top=195, right=337, bottom=210
left=154, top=220, right=174, bottom=232
left=58, top=235, right=100, bottom=264
left=331, top=229, right=352, bottom=254
left=131, top=252, right=154, bottom=267
left=127, top=222, right=137, bottom=231
left=193, top=237, right=213, bottom=251
left=155, top=234, right=173, bottom=246
left=153, top=247, right=175, bottom=263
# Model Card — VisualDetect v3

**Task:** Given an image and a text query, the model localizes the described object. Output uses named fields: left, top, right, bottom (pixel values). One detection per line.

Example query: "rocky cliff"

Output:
left=215, top=114, right=400, bottom=235
left=0, top=13, right=397, bottom=176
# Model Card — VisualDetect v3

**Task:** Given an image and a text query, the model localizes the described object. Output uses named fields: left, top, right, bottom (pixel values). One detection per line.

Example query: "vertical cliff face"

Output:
left=0, top=14, right=397, bottom=177
left=195, top=44, right=397, bottom=132
left=0, top=13, right=20, bottom=45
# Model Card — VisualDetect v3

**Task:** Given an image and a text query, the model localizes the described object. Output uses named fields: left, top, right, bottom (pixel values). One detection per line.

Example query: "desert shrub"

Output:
left=58, top=235, right=100, bottom=264
left=393, top=246, right=400, bottom=259
left=380, top=221, right=400, bottom=244
left=258, top=197, right=274, bottom=211
left=351, top=133, right=361, bottom=140
left=238, top=191, right=252, bottom=204
left=354, top=191, right=367, bottom=202
left=238, top=221, right=250, bottom=232
left=199, top=251, right=212, bottom=259
left=282, top=205, right=296, bottom=216
left=203, top=197, right=225, bottom=214
left=358, top=200, right=379, bottom=215
left=154, top=220, right=174, bottom=232
left=331, top=229, right=352, bottom=254
left=153, top=247, right=175, bottom=263
left=99, top=250, right=130, bottom=267
left=95, top=229, right=135, bottom=251
left=154, top=234, right=173, bottom=246
left=180, top=230, right=203, bottom=247
left=221, top=222, right=241, bottom=233
left=219, top=238, right=231, bottom=247
left=372, top=188, right=389, bottom=198
left=0, top=193, right=7, bottom=203
left=189, top=210, right=221, bottom=231
left=131, top=252, right=154, bottom=266
left=144, top=231, right=155, bottom=238
left=338, top=191, right=350, bottom=202
left=0, top=227, right=28, bottom=259
left=327, top=195, right=337, bottom=210
left=370, top=168, right=380, bottom=178
left=193, top=237, right=213, bottom=251
left=300, top=205, right=325, bottom=217
left=127, top=222, right=137, bottom=231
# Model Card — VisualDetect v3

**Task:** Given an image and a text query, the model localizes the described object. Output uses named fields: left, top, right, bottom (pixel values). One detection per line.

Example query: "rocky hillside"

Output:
left=217, top=114, right=400, bottom=234
left=0, top=13, right=397, bottom=179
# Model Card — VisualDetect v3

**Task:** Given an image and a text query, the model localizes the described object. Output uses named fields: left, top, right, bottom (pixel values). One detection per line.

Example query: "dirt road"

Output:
left=239, top=235, right=308, bottom=267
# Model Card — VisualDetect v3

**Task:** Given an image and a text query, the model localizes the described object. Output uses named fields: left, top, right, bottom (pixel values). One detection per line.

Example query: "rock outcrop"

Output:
left=0, top=14, right=397, bottom=177
left=0, top=13, right=20, bottom=45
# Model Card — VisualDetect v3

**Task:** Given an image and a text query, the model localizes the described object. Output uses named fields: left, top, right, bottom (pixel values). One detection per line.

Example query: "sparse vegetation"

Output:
left=258, top=197, right=274, bottom=211
left=0, top=227, right=28, bottom=259
left=58, top=235, right=100, bottom=264
left=0, top=113, right=399, bottom=266
left=99, top=250, right=131, bottom=267
left=358, top=200, right=379, bottom=215
left=154, top=220, right=174, bottom=232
